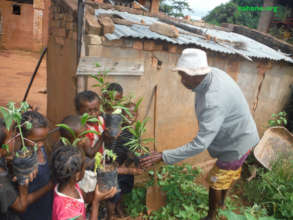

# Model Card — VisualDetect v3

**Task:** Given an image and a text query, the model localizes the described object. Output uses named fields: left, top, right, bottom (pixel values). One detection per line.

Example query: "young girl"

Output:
left=19, top=110, right=53, bottom=220
left=51, top=145, right=117, bottom=220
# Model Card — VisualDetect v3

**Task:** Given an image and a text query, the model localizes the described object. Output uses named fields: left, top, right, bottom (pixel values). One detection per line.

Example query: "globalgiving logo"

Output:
left=238, top=6, right=279, bottom=13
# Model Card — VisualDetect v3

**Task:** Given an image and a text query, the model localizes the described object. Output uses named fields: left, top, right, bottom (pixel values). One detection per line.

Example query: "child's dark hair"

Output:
left=107, top=83, right=123, bottom=95
left=59, top=115, right=83, bottom=140
left=51, top=145, right=83, bottom=184
left=0, top=118, right=7, bottom=146
left=75, top=90, right=99, bottom=112
left=21, top=111, right=48, bottom=137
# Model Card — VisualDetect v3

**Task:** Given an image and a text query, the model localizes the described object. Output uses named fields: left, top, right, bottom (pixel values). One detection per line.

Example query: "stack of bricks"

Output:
left=84, top=3, right=185, bottom=55
left=49, top=0, right=78, bottom=47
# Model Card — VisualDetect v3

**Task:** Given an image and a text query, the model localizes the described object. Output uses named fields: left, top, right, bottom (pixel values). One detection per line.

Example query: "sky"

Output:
left=185, top=0, right=231, bottom=20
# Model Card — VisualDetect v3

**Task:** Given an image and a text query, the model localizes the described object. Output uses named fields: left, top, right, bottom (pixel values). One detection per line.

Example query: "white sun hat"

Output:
left=173, top=48, right=211, bottom=76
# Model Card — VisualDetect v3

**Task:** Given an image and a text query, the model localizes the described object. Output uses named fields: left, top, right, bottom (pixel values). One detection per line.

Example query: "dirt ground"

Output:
left=0, top=49, right=47, bottom=115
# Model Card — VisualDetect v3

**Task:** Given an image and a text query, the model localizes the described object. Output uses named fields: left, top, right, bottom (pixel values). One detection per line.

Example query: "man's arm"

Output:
left=162, top=105, right=225, bottom=164
left=141, top=105, right=225, bottom=167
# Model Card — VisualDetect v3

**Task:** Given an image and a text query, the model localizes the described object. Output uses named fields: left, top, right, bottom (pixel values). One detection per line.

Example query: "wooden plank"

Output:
left=76, top=56, right=144, bottom=76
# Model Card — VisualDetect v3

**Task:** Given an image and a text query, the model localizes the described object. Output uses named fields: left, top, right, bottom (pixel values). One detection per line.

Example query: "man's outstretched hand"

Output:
left=140, top=152, right=163, bottom=168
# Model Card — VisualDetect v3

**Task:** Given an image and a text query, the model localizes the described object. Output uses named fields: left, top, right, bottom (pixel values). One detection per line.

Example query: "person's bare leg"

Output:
left=106, top=201, right=115, bottom=220
left=115, top=195, right=126, bottom=217
left=221, top=189, right=228, bottom=208
left=201, top=187, right=222, bottom=220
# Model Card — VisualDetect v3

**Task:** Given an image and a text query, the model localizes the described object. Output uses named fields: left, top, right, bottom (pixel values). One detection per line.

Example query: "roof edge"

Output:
left=222, top=23, right=293, bottom=56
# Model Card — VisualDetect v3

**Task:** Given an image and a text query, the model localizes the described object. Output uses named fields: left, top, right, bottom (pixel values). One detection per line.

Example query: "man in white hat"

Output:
left=141, top=48, right=259, bottom=220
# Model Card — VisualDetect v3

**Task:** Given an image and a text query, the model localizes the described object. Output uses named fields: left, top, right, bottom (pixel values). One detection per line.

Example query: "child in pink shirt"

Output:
left=51, top=145, right=117, bottom=220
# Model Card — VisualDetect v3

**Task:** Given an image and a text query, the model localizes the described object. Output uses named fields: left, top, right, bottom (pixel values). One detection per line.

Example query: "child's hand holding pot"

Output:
left=12, top=166, right=38, bottom=185
left=93, top=185, right=117, bottom=203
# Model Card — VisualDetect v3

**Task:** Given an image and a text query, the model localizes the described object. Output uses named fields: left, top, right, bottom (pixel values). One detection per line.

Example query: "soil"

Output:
left=0, top=49, right=47, bottom=115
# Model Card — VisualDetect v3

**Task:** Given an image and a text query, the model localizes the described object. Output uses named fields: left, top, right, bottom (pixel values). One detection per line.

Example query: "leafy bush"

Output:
left=123, top=164, right=208, bottom=219
left=149, top=164, right=208, bottom=220
left=220, top=202, right=275, bottom=220
left=244, top=158, right=293, bottom=218
left=123, top=187, right=147, bottom=217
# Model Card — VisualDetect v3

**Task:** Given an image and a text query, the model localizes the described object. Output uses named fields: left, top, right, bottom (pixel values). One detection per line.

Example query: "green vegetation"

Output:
left=244, top=158, right=293, bottom=219
left=0, top=102, right=33, bottom=154
left=93, top=149, right=117, bottom=172
left=203, top=0, right=262, bottom=29
left=124, top=164, right=208, bottom=219
left=268, top=111, right=287, bottom=127
left=124, top=118, right=153, bottom=156
left=159, top=0, right=192, bottom=18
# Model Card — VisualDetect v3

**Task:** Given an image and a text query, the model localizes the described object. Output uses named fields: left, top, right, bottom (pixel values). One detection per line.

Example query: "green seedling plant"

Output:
left=91, top=71, right=134, bottom=119
left=124, top=164, right=208, bottom=219
left=56, top=113, right=100, bottom=147
left=93, top=149, right=117, bottom=173
left=0, top=102, right=35, bottom=156
left=268, top=111, right=287, bottom=127
left=124, top=118, right=153, bottom=156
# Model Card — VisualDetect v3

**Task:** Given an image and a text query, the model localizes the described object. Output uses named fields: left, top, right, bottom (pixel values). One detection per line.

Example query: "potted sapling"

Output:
left=94, top=149, right=120, bottom=192
left=0, top=102, right=38, bottom=185
left=124, top=118, right=154, bottom=158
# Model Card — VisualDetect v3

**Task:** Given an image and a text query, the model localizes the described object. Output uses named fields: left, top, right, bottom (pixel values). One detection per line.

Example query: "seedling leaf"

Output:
left=25, top=121, right=32, bottom=130
left=87, top=118, right=99, bottom=123
left=1, top=144, right=9, bottom=152
left=56, top=124, right=76, bottom=139
left=81, top=113, right=89, bottom=126
left=79, top=129, right=100, bottom=137
left=60, top=137, right=71, bottom=146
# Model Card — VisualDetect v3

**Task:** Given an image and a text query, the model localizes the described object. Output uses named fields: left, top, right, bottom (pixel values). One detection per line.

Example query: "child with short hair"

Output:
left=0, top=118, right=53, bottom=220
left=19, top=110, right=53, bottom=220
left=51, top=145, right=117, bottom=220
left=75, top=91, right=105, bottom=157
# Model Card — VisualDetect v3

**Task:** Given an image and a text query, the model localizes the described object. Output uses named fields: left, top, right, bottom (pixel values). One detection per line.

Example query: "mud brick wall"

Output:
left=0, top=0, right=49, bottom=51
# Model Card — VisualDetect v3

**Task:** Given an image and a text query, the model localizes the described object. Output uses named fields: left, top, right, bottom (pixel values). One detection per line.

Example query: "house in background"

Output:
left=0, top=0, right=50, bottom=51
left=47, top=0, right=293, bottom=167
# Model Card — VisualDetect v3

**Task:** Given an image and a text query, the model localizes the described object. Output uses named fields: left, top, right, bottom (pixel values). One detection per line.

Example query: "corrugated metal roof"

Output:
left=95, top=9, right=293, bottom=64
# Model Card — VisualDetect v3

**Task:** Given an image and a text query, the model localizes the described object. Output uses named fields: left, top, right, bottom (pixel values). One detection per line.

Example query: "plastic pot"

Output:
left=12, top=148, right=37, bottom=185
left=104, top=114, right=122, bottom=138
left=96, top=168, right=119, bottom=193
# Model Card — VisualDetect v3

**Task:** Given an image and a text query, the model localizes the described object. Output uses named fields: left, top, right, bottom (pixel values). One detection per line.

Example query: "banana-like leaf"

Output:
left=87, top=118, right=99, bottom=123
left=79, top=129, right=100, bottom=137
left=135, top=97, right=143, bottom=112
left=72, top=138, right=81, bottom=147
left=56, top=124, right=76, bottom=139
left=60, top=137, right=72, bottom=146
left=81, top=113, right=89, bottom=126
